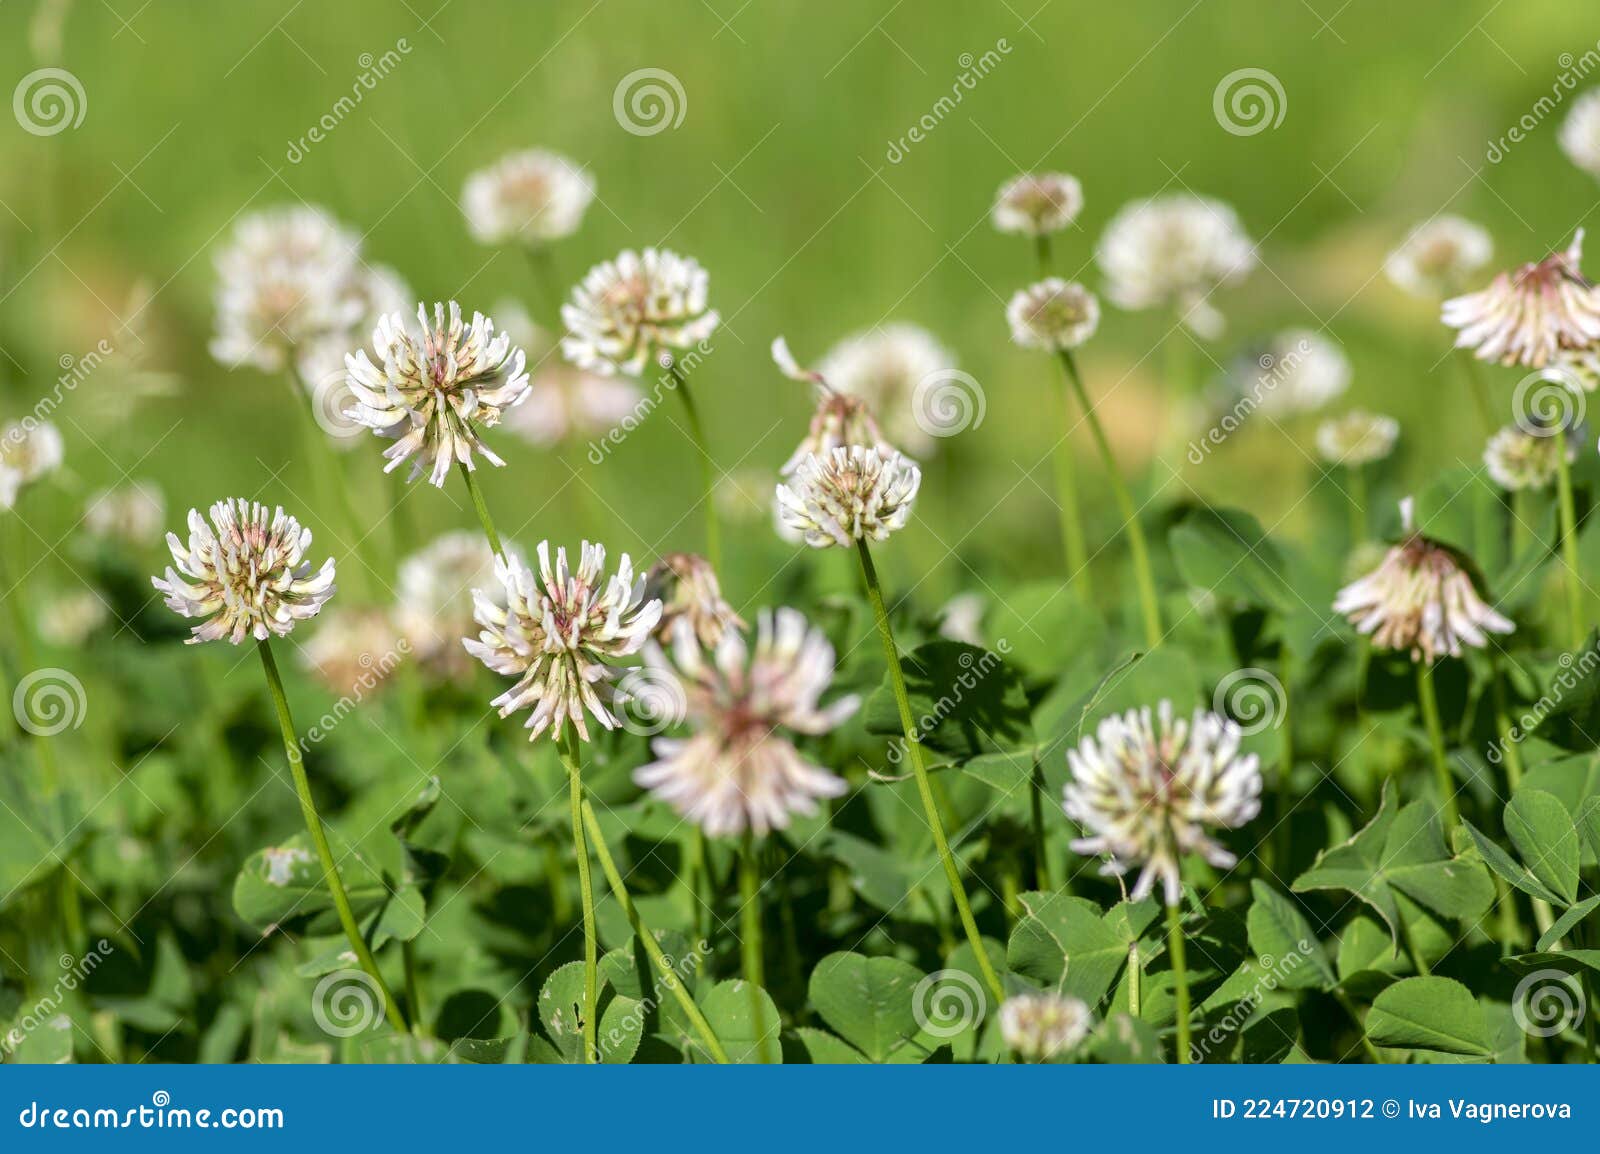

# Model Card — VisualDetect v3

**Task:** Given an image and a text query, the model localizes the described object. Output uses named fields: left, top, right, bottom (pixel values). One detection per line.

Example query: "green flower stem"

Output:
left=456, top=460, right=506, bottom=559
left=286, top=373, right=373, bottom=600
left=1167, top=901, right=1191, bottom=1063
left=1030, top=756, right=1053, bottom=891
left=1460, top=356, right=1497, bottom=437
left=558, top=727, right=599, bottom=1064
left=739, top=833, right=774, bottom=1064
left=856, top=537, right=1005, bottom=1003
left=1050, top=367, right=1094, bottom=598
left=1415, top=660, right=1458, bottom=830
left=403, top=940, right=424, bottom=1034
left=667, top=360, right=722, bottom=574
left=256, top=638, right=406, bottom=1034
left=1127, top=940, right=1142, bottom=1019
left=1058, top=350, right=1162, bottom=648
left=579, top=800, right=729, bottom=1063
left=523, top=244, right=563, bottom=323
left=1553, top=441, right=1584, bottom=650
left=1034, top=234, right=1053, bottom=274
left=1332, top=989, right=1385, bottom=1063
left=1273, top=645, right=1294, bottom=874
left=1347, top=466, right=1367, bottom=545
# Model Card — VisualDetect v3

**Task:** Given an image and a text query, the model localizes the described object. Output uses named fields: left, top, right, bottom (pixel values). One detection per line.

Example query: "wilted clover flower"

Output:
left=151, top=499, right=336, bottom=645
left=816, top=324, right=954, bottom=456
left=1384, top=216, right=1493, bottom=298
left=465, top=541, right=661, bottom=742
left=300, top=607, right=402, bottom=697
left=1482, top=425, right=1574, bottom=491
left=1064, top=702, right=1262, bottom=906
left=1253, top=329, right=1350, bottom=415
left=1006, top=278, right=1101, bottom=350
left=397, top=531, right=521, bottom=680
left=1559, top=90, right=1600, bottom=179
left=992, top=172, right=1084, bottom=237
left=776, top=445, right=921, bottom=549
left=998, top=992, right=1092, bottom=1061
left=1097, top=194, right=1255, bottom=337
left=0, top=419, right=64, bottom=510
left=83, top=481, right=166, bottom=547
left=1333, top=499, right=1514, bottom=661
left=561, top=248, right=719, bottom=376
left=774, top=336, right=900, bottom=475
left=344, top=301, right=531, bottom=487
left=503, top=365, right=642, bottom=448
left=462, top=149, right=595, bottom=246
left=1315, top=410, right=1398, bottom=467
left=1442, top=232, right=1600, bottom=368
left=634, top=609, right=857, bottom=837
left=646, top=552, right=744, bottom=650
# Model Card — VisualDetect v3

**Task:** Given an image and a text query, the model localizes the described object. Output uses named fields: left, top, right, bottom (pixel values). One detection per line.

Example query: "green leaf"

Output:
left=1504, top=950, right=1600, bottom=977
left=793, top=1027, right=868, bottom=1064
left=1006, top=891, right=1154, bottom=1007
left=987, top=583, right=1104, bottom=678
left=1335, top=916, right=1404, bottom=986
left=0, top=757, right=82, bottom=906
left=232, top=831, right=421, bottom=943
left=1530, top=635, right=1600, bottom=752
left=863, top=642, right=1033, bottom=762
left=1365, top=976, right=1491, bottom=1057
left=597, top=995, right=644, bottom=1064
left=700, top=980, right=782, bottom=1064
left=1169, top=506, right=1296, bottom=612
left=1092, top=1012, right=1166, bottom=1063
left=1461, top=819, right=1565, bottom=906
left=537, top=961, right=597, bottom=1064
left=1504, top=789, right=1580, bottom=905
left=1538, top=895, right=1600, bottom=951
left=1245, top=882, right=1335, bottom=990
left=808, top=952, right=925, bottom=1063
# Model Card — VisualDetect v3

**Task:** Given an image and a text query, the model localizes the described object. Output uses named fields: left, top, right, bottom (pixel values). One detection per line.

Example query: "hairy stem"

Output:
left=558, top=728, right=598, bottom=1063
left=1415, top=660, right=1458, bottom=830
left=668, top=360, right=722, bottom=573
left=1167, top=901, right=1191, bottom=1063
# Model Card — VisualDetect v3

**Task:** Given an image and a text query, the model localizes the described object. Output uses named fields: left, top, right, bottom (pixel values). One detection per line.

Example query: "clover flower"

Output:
left=1006, top=278, right=1101, bottom=350
left=1253, top=329, right=1350, bottom=415
left=1096, top=195, right=1255, bottom=337
left=0, top=419, right=63, bottom=510
left=1064, top=701, right=1262, bottom=906
left=151, top=499, right=336, bottom=644
left=462, top=149, right=595, bottom=245
left=775, top=338, right=899, bottom=475
left=561, top=248, right=719, bottom=376
left=1384, top=216, right=1493, bottom=298
left=992, top=172, right=1084, bottom=236
left=1482, top=425, right=1574, bottom=491
left=1559, top=90, right=1600, bottom=179
left=1316, top=410, right=1398, bottom=467
left=776, top=445, right=921, bottom=549
left=504, top=365, right=642, bottom=448
left=633, top=609, right=857, bottom=837
left=998, top=992, right=1092, bottom=1061
left=83, top=481, right=165, bottom=547
left=38, top=590, right=109, bottom=648
left=815, top=324, right=954, bottom=455
left=344, top=301, right=531, bottom=487
left=464, top=541, right=661, bottom=742
left=646, top=552, right=744, bottom=649
left=1442, top=232, right=1600, bottom=368
left=300, top=607, right=402, bottom=697
left=1333, top=500, right=1514, bottom=661
left=397, top=531, right=520, bottom=679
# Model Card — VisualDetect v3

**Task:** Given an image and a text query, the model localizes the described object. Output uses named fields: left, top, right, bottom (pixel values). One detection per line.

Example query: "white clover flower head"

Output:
left=776, top=445, right=921, bottom=549
left=634, top=609, right=857, bottom=837
left=0, top=420, right=64, bottom=509
left=937, top=591, right=985, bottom=647
left=1442, top=232, right=1600, bottom=368
left=38, top=590, right=109, bottom=648
left=998, top=992, right=1092, bottom=1061
left=83, top=481, right=166, bottom=547
left=561, top=248, right=719, bottom=377
left=1384, top=216, right=1493, bottom=298
left=1006, top=278, right=1101, bottom=350
left=1063, top=701, right=1262, bottom=906
left=1253, top=329, right=1350, bottom=415
left=1315, top=410, right=1399, bottom=467
left=300, top=607, right=402, bottom=697
left=781, top=389, right=898, bottom=477
left=344, top=301, right=531, bottom=488
left=1333, top=500, right=1514, bottom=661
left=1097, top=194, right=1256, bottom=338
left=1482, top=425, right=1574, bottom=491
left=462, top=149, right=595, bottom=245
left=816, top=324, right=954, bottom=455
left=992, top=172, right=1084, bottom=236
left=504, top=365, right=643, bottom=447
left=151, top=499, right=336, bottom=645
left=464, top=540, right=662, bottom=742
left=210, top=206, right=366, bottom=373
left=645, top=552, right=745, bottom=650
left=1559, top=90, right=1600, bottom=179
left=397, top=531, right=522, bottom=680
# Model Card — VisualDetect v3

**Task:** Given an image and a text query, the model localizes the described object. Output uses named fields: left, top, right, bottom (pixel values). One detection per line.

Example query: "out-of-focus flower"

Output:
left=634, top=609, right=856, bottom=837
left=1006, top=278, right=1101, bottom=350
left=1316, top=410, right=1398, bottom=467
left=397, top=531, right=521, bottom=679
left=462, top=149, right=595, bottom=245
left=38, top=590, right=109, bottom=647
left=776, top=446, right=921, bottom=549
left=504, top=366, right=642, bottom=447
left=1442, top=232, right=1600, bottom=368
left=646, top=552, right=744, bottom=649
left=0, top=420, right=64, bottom=509
left=1097, top=195, right=1256, bottom=338
left=1064, top=701, right=1262, bottom=906
left=464, top=541, right=661, bottom=742
left=300, top=607, right=403, bottom=697
left=1384, top=217, right=1493, bottom=298
left=84, top=481, right=166, bottom=547
left=992, top=172, right=1084, bottom=237
left=561, top=248, right=719, bottom=376
left=815, top=324, right=954, bottom=456
left=998, top=992, right=1092, bottom=1061
left=152, top=499, right=336, bottom=645
left=937, top=591, right=985, bottom=647
left=776, top=339, right=899, bottom=475
left=1333, top=499, right=1514, bottom=661
left=715, top=466, right=777, bottom=525
left=1252, top=329, right=1350, bottom=415
left=344, top=301, right=531, bottom=488
left=1482, top=425, right=1574, bottom=491
left=1559, top=90, right=1600, bottom=179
